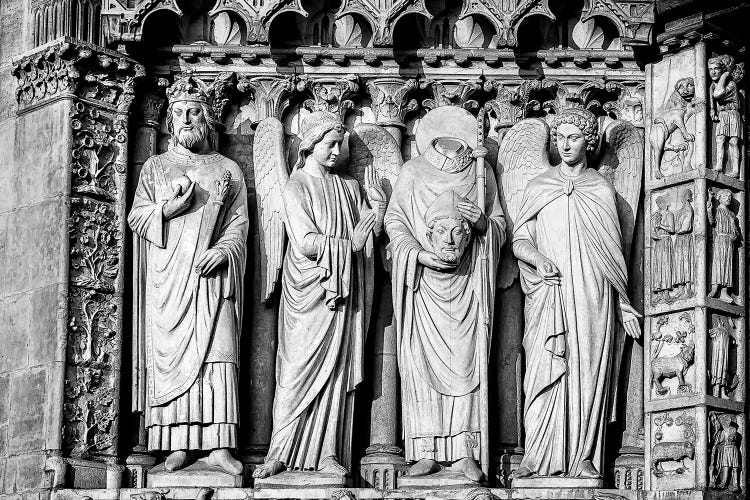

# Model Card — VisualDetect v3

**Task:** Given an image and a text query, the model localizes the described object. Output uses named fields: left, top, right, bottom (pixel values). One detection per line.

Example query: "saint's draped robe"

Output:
left=514, top=167, right=629, bottom=477
left=129, top=150, right=248, bottom=451
left=265, top=169, right=373, bottom=471
left=385, top=141, right=505, bottom=465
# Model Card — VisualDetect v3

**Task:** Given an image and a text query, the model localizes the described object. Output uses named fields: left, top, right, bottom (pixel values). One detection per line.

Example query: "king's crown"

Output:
left=166, top=74, right=211, bottom=105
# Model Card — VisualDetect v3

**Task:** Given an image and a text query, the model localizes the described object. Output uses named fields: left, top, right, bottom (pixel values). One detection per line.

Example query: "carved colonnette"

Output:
left=12, top=38, right=144, bottom=489
left=643, top=25, right=746, bottom=493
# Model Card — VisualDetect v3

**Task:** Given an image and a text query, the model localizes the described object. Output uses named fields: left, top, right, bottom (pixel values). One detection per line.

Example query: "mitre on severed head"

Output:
left=425, top=190, right=469, bottom=225
left=166, top=74, right=212, bottom=105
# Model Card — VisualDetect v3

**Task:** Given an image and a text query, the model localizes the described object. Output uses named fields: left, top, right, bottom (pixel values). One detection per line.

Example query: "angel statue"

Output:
left=128, top=74, right=248, bottom=475
left=250, top=111, right=388, bottom=480
left=498, top=108, right=643, bottom=484
left=385, top=105, right=506, bottom=483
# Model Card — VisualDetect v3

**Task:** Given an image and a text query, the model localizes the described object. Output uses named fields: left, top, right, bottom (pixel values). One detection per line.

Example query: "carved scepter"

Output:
left=475, top=105, right=488, bottom=210
left=194, top=170, right=232, bottom=283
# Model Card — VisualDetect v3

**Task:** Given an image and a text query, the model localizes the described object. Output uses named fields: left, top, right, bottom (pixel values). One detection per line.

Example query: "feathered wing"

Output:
left=496, top=118, right=553, bottom=288
left=596, top=119, right=644, bottom=264
left=348, top=123, right=403, bottom=202
left=252, top=117, right=290, bottom=302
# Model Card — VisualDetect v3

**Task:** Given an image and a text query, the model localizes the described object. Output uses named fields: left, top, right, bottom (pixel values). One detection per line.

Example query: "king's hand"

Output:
left=163, top=180, right=195, bottom=220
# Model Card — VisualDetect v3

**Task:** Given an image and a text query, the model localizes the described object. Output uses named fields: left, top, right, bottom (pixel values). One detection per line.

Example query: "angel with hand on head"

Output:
left=498, top=108, right=643, bottom=482
left=251, top=111, right=388, bottom=480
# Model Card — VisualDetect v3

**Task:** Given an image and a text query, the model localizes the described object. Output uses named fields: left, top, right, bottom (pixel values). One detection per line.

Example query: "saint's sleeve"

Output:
left=127, top=158, right=167, bottom=248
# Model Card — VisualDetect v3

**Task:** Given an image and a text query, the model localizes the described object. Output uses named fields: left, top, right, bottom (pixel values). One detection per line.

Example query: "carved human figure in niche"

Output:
left=707, top=189, right=739, bottom=303
left=672, top=189, right=695, bottom=299
left=128, top=75, right=249, bottom=475
left=251, top=112, right=385, bottom=479
left=651, top=194, right=675, bottom=304
left=386, top=106, right=506, bottom=482
left=709, top=319, right=737, bottom=398
left=709, top=55, right=744, bottom=178
left=498, top=109, right=642, bottom=482
left=710, top=413, right=742, bottom=492
left=650, top=77, right=697, bottom=179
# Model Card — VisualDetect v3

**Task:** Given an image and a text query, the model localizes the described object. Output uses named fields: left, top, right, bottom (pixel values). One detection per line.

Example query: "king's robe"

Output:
left=129, top=149, right=249, bottom=451
left=514, top=167, right=629, bottom=477
left=385, top=141, right=505, bottom=464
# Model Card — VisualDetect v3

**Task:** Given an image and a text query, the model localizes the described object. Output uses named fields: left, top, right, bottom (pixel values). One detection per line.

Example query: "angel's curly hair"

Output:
left=551, top=108, right=599, bottom=152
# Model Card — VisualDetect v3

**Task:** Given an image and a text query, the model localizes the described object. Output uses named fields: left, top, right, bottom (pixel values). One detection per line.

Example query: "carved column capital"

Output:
left=299, top=74, right=360, bottom=121
left=12, top=38, right=144, bottom=112
left=365, top=77, right=419, bottom=130
left=237, top=75, right=298, bottom=124
left=421, top=78, right=484, bottom=111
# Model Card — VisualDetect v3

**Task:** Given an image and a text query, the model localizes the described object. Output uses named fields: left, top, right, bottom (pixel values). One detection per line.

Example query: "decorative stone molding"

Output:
left=236, top=75, right=298, bottom=124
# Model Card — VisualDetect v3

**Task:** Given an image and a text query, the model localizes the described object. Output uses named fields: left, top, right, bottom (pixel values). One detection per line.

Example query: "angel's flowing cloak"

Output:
left=267, top=169, right=373, bottom=471
left=514, top=167, right=629, bottom=477
left=385, top=148, right=505, bottom=465
left=128, top=151, right=248, bottom=450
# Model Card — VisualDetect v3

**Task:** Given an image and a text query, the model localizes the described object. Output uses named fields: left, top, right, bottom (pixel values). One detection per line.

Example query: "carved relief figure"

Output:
left=709, top=413, right=742, bottom=492
left=651, top=194, right=675, bottom=303
left=128, top=75, right=249, bottom=475
left=672, top=189, right=695, bottom=299
left=499, top=109, right=643, bottom=481
left=251, top=111, right=384, bottom=479
left=709, top=55, right=744, bottom=177
left=709, top=318, right=737, bottom=398
left=650, top=78, right=697, bottom=179
left=707, top=189, right=739, bottom=303
left=386, top=107, right=506, bottom=482
left=651, top=343, right=694, bottom=395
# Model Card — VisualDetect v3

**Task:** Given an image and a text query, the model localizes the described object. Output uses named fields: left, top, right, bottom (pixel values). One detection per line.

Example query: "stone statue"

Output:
left=498, top=109, right=643, bottom=483
left=251, top=111, right=385, bottom=479
left=672, top=189, right=695, bottom=299
left=707, top=189, right=739, bottom=303
left=709, top=55, right=744, bottom=178
left=709, top=319, right=735, bottom=398
left=650, top=77, right=697, bottom=178
left=128, top=75, right=249, bottom=475
left=385, top=106, right=506, bottom=483
left=651, top=194, right=675, bottom=304
left=709, top=413, right=742, bottom=492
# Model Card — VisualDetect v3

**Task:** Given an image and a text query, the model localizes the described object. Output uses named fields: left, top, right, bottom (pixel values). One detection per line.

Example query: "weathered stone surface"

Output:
left=147, top=463, right=243, bottom=488
left=3, top=453, right=45, bottom=493
left=0, top=293, right=30, bottom=373
left=1, top=198, right=68, bottom=296
left=8, top=368, right=47, bottom=455
left=28, top=284, right=66, bottom=366
left=0, top=375, right=9, bottom=426
left=0, top=0, right=27, bottom=65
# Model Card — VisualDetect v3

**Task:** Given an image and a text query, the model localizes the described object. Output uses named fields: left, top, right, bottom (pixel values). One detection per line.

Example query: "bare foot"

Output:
left=453, top=457, right=484, bottom=482
left=513, top=465, right=533, bottom=478
left=577, top=460, right=601, bottom=479
left=207, top=449, right=243, bottom=475
left=252, top=459, right=286, bottom=479
left=318, top=456, right=348, bottom=476
left=408, top=458, right=441, bottom=477
left=719, top=289, right=734, bottom=303
left=165, top=450, right=191, bottom=472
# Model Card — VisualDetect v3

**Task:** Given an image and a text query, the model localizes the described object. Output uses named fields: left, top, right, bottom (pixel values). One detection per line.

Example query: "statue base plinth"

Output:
left=147, top=461, right=243, bottom=488
left=254, top=471, right=351, bottom=489
left=511, top=476, right=603, bottom=488
left=359, top=451, right=407, bottom=488
left=398, top=470, right=479, bottom=489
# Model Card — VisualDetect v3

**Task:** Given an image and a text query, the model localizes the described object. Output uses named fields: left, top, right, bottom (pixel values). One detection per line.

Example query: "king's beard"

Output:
left=175, top=123, right=208, bottom=151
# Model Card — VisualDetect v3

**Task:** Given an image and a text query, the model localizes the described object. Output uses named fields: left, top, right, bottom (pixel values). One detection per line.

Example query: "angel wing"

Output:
left=252, top=117, right=290, bottom=302
left=348, top=122, right=403, bottom=203
left=596, top=119, right=644, bottom=264
left=496, top=118, right=553, bottom=288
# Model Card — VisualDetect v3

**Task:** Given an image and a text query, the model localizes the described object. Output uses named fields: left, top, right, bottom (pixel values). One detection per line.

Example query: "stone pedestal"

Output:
left=254, top=471, right=351, bottom=489
left=147, top=462, right=244, bottom=488
left=511, top=477, right=604, bottom=489
left=397, top=470, right=480, bottom=489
